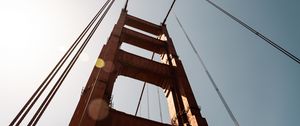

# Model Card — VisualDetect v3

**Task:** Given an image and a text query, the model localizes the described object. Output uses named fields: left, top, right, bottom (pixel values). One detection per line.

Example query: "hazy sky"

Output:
left=0, top=0, right=299, bottom=126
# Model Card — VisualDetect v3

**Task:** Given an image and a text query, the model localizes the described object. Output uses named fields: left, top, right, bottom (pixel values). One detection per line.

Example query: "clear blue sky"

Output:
left=0, top=0, right=299, bottom=126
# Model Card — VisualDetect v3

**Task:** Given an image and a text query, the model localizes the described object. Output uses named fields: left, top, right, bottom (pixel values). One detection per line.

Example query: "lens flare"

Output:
left=103, top=61, right=114, bottom=73
left=95, top=58, right=105, bottom=68
left=88, top=99, right=109, bottom=120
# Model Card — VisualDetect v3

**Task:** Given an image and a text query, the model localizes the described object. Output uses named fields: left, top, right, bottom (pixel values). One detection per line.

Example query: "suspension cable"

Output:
left=124, top=0, right=129, bottom=10
left=206, top=0, right=300, bottom=64
left=163, top=0, right=176, bottom=25
left=139, top=102, right=142, bottom=116
left=10, top=1, right=111, bottom=125
left=134, top=52, right=155, bottom=116
left=135, top=82, right=146, bottom=116
left=75, top=0, right=115, bottom=119
left=77, top=1, right=114, bottom=121
left=27, top=0, right=115, bottom=125
left=175, top=14, right=240, bottom=126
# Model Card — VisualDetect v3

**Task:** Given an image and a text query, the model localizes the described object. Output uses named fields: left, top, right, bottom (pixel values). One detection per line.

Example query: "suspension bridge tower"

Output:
left=69, top=9, right=208, bottom=126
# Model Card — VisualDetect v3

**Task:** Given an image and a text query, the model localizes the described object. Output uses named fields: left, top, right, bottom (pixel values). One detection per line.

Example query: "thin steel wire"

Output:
left=206, top=0, right=300, bottom=64
left=163, top=0, right=176, bottom=24
left=175, top=14, right=240, bottom=126
left=134, top=52, right=155, bottom=116
left=135, top=83, right=146, bottom=116
left=28, top=0, right=115, bottom=125
left=124, top=0, right=129, bottom=10
left=10, top=1, right=111, bottom=125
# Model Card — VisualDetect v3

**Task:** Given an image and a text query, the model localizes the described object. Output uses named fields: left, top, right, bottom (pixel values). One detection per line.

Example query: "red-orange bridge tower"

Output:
left=70, top=9, right=208, bottom=126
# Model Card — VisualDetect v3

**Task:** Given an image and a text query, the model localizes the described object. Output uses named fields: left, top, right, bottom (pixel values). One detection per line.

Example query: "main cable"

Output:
left=124, top=0, right=129, bottom=10
left=163, top=0, right=176, bottom=25
left=10, top=0, right=111, bottom=125
left=175, top=14, right=240, bottom=126
left=206, top=0, right=300, bottom=64
left=27, top=0, right=114, bottom=125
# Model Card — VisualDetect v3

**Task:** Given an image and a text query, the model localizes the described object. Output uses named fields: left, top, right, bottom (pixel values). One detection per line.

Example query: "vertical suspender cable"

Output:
left=135, top=83, right=146, bottom=116
left=27, top=0, right=115, bottom=125
left=134, top=52, right=155, bottom=116
left=139, top=103, right=142, bottom=116
left=175, top=14, right=240, bottom=126
left=10, top=0, right=111, bottom=125
left=206, top=0, right=300, bottom=64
